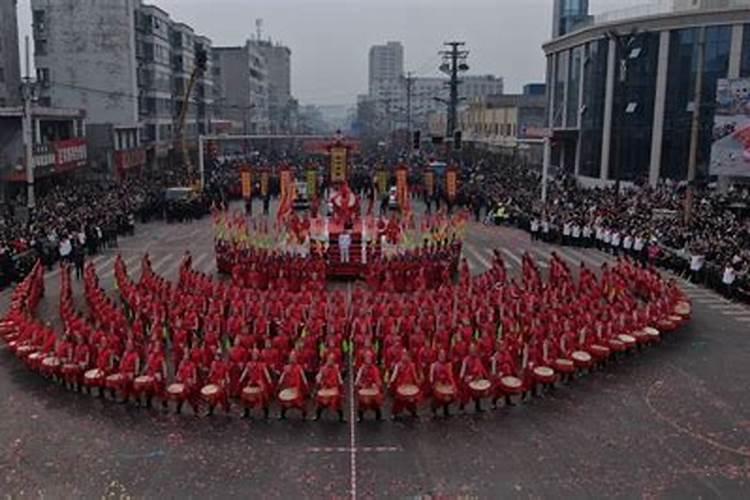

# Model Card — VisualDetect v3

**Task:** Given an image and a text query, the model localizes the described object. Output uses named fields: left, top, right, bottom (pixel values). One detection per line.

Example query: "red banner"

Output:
left=396, top=165, right=410, bottom=213
left=424, top=169, right=435, bottom=198
left=54, top=138, right=87, bottom=170
left=240, top=167, right=253, bottom=199
left=330, top=146, right=348, bottom=183
left=446, top=167, right=458, bottom=200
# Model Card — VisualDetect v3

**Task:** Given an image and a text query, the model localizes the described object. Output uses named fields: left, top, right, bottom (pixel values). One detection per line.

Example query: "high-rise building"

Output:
left=30, top=0, right=214, bottom=173
left=249, top=39, right=292, bottom=133
left=368, top=41, right=404, bottom=95
left=0, top=0, right=22, bottom=107
left=213, top=41, right=269, bottom=135
left=543, top=0, right=750, bottom=184
left=551, top=0, right=590, bottom=38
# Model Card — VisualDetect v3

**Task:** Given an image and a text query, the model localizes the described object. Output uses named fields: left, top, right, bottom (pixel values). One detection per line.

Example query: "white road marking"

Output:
left=150, top=254, right=174, bottom=275
left=191, top=253, right=211, bottom=274
left=464, top=243, right=492, bottom=270
left=500, top=248, right=523, bottom=269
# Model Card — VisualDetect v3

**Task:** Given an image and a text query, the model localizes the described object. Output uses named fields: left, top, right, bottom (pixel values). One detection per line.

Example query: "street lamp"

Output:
left=20, top=75, right=39, bottom=210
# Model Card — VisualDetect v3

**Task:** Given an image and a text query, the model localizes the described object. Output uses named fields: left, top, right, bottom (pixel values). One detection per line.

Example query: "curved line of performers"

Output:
left=1, top=250, right=692, bottom=420
left=217, top=239, right=463, bottom=293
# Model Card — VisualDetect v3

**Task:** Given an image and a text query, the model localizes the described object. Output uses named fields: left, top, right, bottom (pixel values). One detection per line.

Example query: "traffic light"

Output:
left=412, top=130, right=421, bottom=151
left=453, top=130, right=462, bottom=151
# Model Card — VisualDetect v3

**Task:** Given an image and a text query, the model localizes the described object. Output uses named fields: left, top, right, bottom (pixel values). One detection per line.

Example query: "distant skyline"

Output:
left=16, top=0, right=645, bottom=106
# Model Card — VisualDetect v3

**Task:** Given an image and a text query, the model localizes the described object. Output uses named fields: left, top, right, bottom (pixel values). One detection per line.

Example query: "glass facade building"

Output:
left=543, top=5, right=750, bottom=184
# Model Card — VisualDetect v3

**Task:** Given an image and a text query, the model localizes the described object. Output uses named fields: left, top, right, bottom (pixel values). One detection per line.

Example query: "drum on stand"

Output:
left=499, top=376, right=524, bottom=395
left=84, top=368, right=104, bottom=385
left=134, top=375, right=155, bottom=394
left=571, top=351, right=592, bottom=368
left=201, top=384, right=221, bottom=405
left=167, top=383, right=186, bottom=399
left=554, top=358, right=576, bottom=374
left=589, top=344, right=610, bottom=359
left=643, top=327, right=660, bottom=341
left=532, top=366, right=556, bottom=383
left=278, top=387, right=300, bottom=406
left=675, top=301, right=691, bottom=317
left=106, top=373, right=125, bottom=390
left=396, top=384, right=420, bottom=403
left=317, top=387, right=339, bottom=406
left=617, top=334, right=637, bottom=348
left=27, top=351, right=44, bottom=369
left=357, top=387, right=381, bottom=407
left=468, top=379, right=492, bottom=398
left=241, top=386, right=264, bottom=406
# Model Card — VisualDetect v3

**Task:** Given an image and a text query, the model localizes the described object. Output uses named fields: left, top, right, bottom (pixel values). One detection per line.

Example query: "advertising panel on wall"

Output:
left=710, top=78, right=750, bottom=177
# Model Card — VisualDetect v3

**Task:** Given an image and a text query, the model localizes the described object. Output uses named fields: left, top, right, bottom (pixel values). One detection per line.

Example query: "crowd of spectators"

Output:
left=454, top=150, right=750, bottom=303
left=0, top=163, right=230, bottom=289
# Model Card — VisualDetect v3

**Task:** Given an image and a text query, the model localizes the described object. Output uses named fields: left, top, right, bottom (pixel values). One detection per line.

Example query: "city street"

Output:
left=2, top=205, right=750, bottom=498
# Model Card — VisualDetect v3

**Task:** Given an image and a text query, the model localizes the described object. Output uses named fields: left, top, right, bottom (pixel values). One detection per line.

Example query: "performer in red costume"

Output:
left=240, top=349, right=274, bottom=419
left=389, top=351, right=422, bottom=419
left=429, top=349, right=458, bottom=417
left=277, top=352, right=309, bottom=420
left=355, top=352, right=384, bottom=421
left=314, top=354, right=345, bottom=421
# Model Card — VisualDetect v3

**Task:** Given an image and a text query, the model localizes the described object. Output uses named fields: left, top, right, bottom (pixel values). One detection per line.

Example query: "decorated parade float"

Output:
left=214, top=137, right=467, bottom=281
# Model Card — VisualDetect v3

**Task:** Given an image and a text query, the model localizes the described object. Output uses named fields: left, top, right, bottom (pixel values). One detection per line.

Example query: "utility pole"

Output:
left=405, top=72, right=414, bottom=140
left=20, top=36, right=38, bottom=210
left=685, top=26, right=706, bottom=225
left=438, top=41, right=469, bottom=138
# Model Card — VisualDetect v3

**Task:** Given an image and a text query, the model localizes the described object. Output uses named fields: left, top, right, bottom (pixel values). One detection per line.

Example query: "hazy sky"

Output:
left=16, top=0, right=646, bottom=106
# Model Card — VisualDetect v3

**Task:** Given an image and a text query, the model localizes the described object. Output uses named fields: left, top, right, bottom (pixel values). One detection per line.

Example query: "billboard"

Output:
left=710, top=78, right=750, bottom=177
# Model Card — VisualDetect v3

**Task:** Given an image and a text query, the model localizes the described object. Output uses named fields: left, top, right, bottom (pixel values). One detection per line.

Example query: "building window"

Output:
left=567, top=46, right=582, bottom=128
left=0, top=67, right=4, bottom=83
left=579, top=39, right=608, bottom=178
left=661, top=26, right=731, bottom=180
left=33, top=10, right=46, bottom=33
left=37, top=68, right=50, bottom=84
left=609, top=31, right=659, bottom=181
left=35, top=39, right=48, bottom=56
left=741, top=24, right=750, bottom=77
left=553, top=51, right=567, bottom=128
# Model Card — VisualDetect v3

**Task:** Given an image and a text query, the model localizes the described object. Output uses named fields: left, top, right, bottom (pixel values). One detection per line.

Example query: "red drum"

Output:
left=571, top=351, right=593, bottom=369
left=608, top=338, right=626, bottom=352
left=27, top=351, right=44, bottom=370
left=554, top=358, right=576, bottom=374
left=632, top=329, right=649, bottom=345
left=357, top=387, right=383, bottom=409
left=643, top=327, right=660, bottom=342
left=316, top=387, right=340, bottom=407
left=532, top=366, right=556, bottom=384
left=61, top=363, right=82, bottom=379
left=84, top=369, right=105, bottom=386
left=675, top=301, right=691, bottom=318
left=105, top=373, right=125, bottom=391
left=201, top=384, right=222, bottom=405
left=468, top=379, right=492, bottom=398
left=278, top=387, right=302, bottom=409
left=657, top=318, right=677, bottom=332
left=589, top=344, right=611, bottom=360
left=17, top=345, right=38, bottom=358
left=499, top=376, right=524, bottom=395
left=617, top=334, right=637, bottom=348
left=41, top=356, right=61, bottom=376
left=8, top=340, right=18, bottom=353
left=167, top=383, right=186, bottom=400
left=396, top=384, right=420, bottom=403
left=668, top=315, right=684, bottom=329
left=133, top=375, right=155, bottom=394
left=433, top=383, right=456, bottom=403
left=241, top=386, right=265, bottom=407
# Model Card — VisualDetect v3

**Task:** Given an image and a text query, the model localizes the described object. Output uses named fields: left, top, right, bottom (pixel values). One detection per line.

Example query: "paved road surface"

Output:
left=2, top=205, right=750, bottom=498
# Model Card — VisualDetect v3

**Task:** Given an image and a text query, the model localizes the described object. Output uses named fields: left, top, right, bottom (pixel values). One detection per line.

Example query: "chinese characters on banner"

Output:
left=424, top=169, right=435, bottom=198
left=260, top=169, right=270, bottom=197
left=446, top=167, right=458, bottom=200
left=240, top=167, right=252, bottom=200
left=330, top=146, right=348, bottom=182
left=376, top=168, right=388, bottom=195
left=306, top=168, right=318, bottom=200
left=396, top=165, right=410, bottom=213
